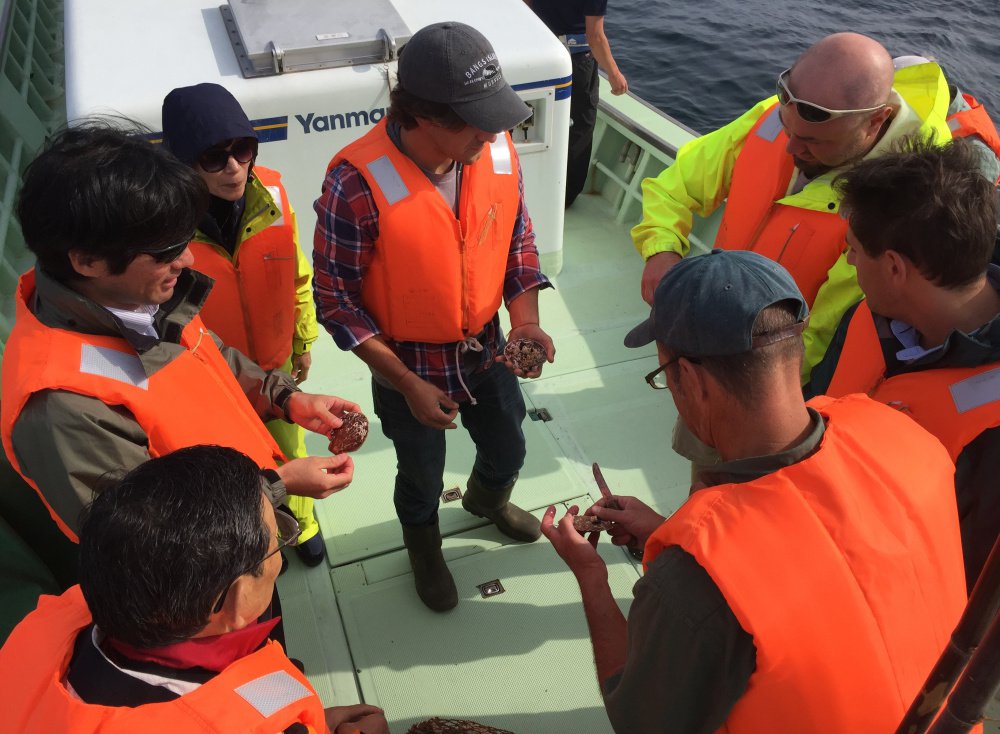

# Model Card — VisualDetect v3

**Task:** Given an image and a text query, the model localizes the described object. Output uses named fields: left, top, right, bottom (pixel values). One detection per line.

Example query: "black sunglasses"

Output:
left=134, top=233, right=194, bottom=264
left=198, top=137, right=258, bottom=173
left=776, top=68, right=887, bottom=124
left=212, top=507, right=302, bottom=614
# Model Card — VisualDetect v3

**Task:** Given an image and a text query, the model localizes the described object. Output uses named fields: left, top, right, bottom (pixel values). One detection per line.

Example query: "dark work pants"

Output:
left=372, top=364, right=528, bottom=527
left=566, top=51, right=600, bottom=207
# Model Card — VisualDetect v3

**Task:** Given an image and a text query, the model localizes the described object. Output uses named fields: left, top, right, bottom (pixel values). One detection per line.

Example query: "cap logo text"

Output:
left=464, top=54, right=503, bottom=89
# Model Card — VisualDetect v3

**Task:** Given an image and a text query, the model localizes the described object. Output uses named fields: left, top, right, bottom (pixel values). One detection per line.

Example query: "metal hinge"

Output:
left=477, top=579, right=505, bottom=598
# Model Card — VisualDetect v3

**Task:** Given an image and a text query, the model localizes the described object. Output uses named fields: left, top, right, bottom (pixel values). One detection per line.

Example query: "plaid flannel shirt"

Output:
left=313, top=150, right=551, bottom=402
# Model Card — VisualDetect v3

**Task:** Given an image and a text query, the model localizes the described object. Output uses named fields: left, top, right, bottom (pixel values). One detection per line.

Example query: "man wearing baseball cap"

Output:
left=542, top=250, right=966, bottom=731
left=314, top=22, right=555, bottom=612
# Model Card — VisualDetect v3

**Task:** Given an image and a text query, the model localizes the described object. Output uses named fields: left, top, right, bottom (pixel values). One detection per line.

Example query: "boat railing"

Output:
left=0, top=0, right=65, bottom=358
left=590, top=72, right=722, bottom=253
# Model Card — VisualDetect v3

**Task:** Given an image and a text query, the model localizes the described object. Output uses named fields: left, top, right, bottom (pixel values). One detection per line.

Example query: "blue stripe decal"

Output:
left=513, top=76, right=574, bottom=99
left=252, top=116, right=289, bottom=142
left=142, top=115, right=289, bottom=146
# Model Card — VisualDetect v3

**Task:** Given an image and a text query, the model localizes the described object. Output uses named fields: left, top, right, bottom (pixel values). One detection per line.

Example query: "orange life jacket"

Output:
left=714, top=103, right=846, bottom=306
left=189, top=167, right=297, bottom=370
left=948, top=93, right=1000, bottom=183
left=825, top=299, right=1000, bottom=462
left=645, top=394, right=966, bottom=734
left=0, top=270, right=285, bottom=541
left=0, top=585, right=329, bottom=733
left=330, top=119, right=519, bottom=343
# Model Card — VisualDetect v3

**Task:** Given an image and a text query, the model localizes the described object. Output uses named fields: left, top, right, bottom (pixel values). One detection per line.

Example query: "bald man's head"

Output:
left=791, top=33, right=894, bottom=110
left=778, top=33, right=896, bottom=177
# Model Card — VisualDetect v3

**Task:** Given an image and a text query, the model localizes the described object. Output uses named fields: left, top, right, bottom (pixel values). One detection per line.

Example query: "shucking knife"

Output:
left=593, top=462, right=643, bottom=560
left=592, top=462, right=613, bottom=501
left=591, top=462, right=621, bottom=510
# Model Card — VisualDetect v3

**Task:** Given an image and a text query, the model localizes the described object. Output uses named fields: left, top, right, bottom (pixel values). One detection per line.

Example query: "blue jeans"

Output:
left=372, top=364, right=527, bottom=527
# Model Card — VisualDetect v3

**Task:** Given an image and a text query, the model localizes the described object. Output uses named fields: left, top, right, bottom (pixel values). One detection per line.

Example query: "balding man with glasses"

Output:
left=632, top=32, right=954, bottom=383
left=542, top=249, right=967, bottom=733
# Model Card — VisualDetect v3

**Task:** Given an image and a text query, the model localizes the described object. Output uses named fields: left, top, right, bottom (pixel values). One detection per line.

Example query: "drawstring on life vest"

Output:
left=455, top=337, right=484, bottom=405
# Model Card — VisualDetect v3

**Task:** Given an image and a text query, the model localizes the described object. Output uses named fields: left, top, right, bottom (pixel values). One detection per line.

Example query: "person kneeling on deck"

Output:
left=0, top=445, right=389, bottom=734
left=542, top=250, right=967, bottom=733
left=161, top=83, right=326, bottom=568
left=314, top=22, right=555, bottom=612
left=632, top=32, right=960, bottom=382
left=807, top=137, right=1000, bottom=594
left=1, top=122, right=358, bottom=544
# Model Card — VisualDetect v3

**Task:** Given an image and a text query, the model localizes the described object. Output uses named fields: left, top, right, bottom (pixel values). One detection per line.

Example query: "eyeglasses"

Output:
left=776, top=68, right=887, bottom=124
left=211, top=507, right=301, bottom=614
left=134, top=233, right=194, bottom=263
left=197, top=137, right=258, bottom=173
left=644, top=355, right=700, bottom=390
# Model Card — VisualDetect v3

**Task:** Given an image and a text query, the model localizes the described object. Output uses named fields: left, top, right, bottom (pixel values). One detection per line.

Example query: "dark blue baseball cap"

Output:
left=624, top=250, right=809, bottom=356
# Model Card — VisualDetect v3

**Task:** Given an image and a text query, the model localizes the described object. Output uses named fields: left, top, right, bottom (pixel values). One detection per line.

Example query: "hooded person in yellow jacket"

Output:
left=162, top=84, right=326, bottom=567
left=632, top=32, right=953, bottom=382
left=0, top=445, right=387, bottom=734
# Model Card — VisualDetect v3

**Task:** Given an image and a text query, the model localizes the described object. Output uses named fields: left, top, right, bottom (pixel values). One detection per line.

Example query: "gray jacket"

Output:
left=9, top=268, right=295, bottom=535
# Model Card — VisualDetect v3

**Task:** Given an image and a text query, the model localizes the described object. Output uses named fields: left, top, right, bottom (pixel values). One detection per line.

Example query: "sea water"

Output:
left=605, top=0, right=999, bottom=133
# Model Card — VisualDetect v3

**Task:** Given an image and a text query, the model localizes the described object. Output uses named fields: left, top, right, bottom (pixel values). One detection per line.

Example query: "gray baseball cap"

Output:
left=398, top=22, right=531, bottom=134
left=624, top=250, right=809, bottom=356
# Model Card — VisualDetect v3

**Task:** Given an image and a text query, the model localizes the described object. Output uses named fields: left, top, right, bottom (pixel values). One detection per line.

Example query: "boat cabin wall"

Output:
left=64, top=0, right=571, bottom=273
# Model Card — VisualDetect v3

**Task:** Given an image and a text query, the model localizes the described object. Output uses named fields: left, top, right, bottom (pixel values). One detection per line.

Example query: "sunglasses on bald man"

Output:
left=776, top=68, right=887, bottom=124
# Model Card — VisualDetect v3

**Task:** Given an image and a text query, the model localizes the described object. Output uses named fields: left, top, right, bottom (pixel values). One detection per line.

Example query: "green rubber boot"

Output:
left=462, top=473, right=540, bottom=542
left=402, top=521, right=458, bottom=612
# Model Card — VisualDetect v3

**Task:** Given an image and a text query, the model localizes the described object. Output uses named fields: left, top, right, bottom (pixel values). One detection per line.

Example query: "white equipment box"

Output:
left=64, top=0, right=572, bottom=273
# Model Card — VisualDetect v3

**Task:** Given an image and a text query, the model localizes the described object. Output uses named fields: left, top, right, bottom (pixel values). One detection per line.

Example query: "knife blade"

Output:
left=592, top=462, right=613, bottom=500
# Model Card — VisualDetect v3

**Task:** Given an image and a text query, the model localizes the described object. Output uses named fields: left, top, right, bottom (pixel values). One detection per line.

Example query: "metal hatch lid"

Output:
left=221, top=0, right=411, bottom=78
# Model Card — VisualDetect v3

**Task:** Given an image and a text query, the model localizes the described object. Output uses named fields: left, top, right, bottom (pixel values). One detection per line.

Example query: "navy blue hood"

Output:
left=161, top=83, right=256, bottom=165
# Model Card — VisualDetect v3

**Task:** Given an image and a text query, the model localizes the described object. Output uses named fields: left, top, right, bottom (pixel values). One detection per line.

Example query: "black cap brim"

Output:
left=624, top=315, right=656, bottom=348
left=451, top=83, right=531, bottom=133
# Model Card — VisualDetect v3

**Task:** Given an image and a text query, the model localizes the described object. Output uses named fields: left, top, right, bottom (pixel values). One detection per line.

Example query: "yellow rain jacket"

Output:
left=632, top=63, right=952, bottom=379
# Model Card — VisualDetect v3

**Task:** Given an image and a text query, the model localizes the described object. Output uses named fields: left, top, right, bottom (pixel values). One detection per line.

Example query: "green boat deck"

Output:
left=277, top=157, right=695, bottom=731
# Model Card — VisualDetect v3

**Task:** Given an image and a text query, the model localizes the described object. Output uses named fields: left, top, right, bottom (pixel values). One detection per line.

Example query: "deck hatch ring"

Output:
left=441, top=487, right=463, bottom=503
left=477, top=579, right=505, bottom=598
left=528, top=408, right=552, bottom=422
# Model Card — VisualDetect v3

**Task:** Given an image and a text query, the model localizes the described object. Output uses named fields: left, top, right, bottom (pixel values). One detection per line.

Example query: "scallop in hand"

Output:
left=503, top=338, right=546, bottom=372
left=328, top=410, right=369, bottom=454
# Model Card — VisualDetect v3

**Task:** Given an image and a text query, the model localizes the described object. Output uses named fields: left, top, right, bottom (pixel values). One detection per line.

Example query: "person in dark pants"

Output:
left=313, top=22, right=555, bottom=612
left=525, top=0, right=629, bottom=207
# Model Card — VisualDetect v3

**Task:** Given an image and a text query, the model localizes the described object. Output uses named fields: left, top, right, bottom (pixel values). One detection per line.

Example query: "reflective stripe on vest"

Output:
left=331, top=119, right=519, bottom=343
left=235, top=670, right=312, bottom=716
left=826, top=300, right=1000, bottom=461
left=645, top=394, right=966, bottom=733
left=190, top=167, right=297, bottom=370
left=0, top=271, right=285, bottom=541
left=366, top=155, right=409, bottom=204
left=80, top=344, right=150, bottom=389
left=0, top=585, right=327, bottom=733
left=364, top=137, right=513, bottom=205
